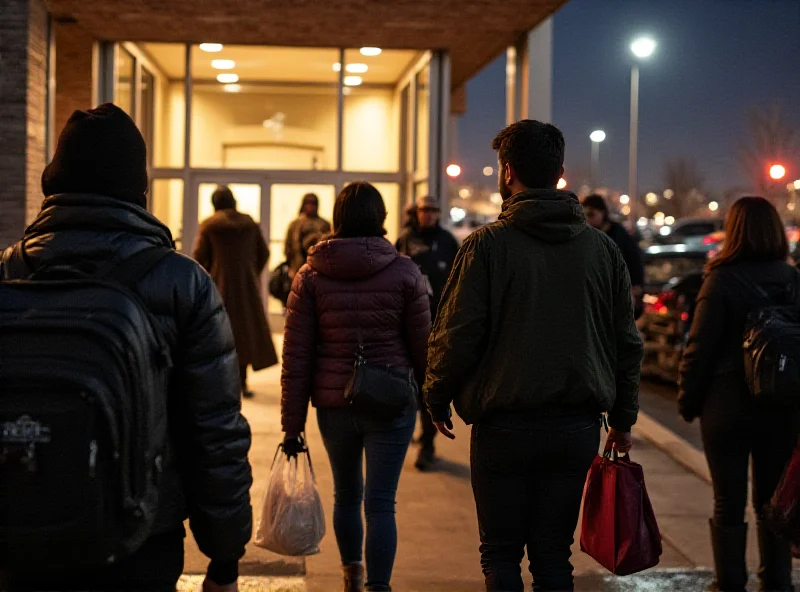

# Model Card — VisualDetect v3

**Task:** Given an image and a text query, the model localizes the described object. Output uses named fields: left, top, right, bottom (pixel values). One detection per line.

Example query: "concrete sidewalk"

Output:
left=180, top=340, right=790, bottom=591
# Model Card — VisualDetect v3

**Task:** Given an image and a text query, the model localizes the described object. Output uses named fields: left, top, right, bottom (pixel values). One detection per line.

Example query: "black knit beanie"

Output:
left=42, top=103, right=148, bottom=208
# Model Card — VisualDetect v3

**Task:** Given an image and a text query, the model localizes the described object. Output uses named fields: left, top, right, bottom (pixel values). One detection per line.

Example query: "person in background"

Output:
left=285, top=193, right=331, bottom=277
left=582, top=194, right=645, bottom=316
left=396, top=194, right=459, bottom=471
left=281, top=182, right=430, bottom=592
left=0, top=104, right=252, bottom=592
left=679, top=197, right=799, bottom=592
left=194, top=186, right=278, bottom=398
left=424, top=120, right=643, bottom=592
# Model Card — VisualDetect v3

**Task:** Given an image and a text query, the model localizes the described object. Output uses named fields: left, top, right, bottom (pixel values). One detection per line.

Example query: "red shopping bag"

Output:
left=580, top=450, right=662, bottom=575
left=766, top=437, right=800, bottom=554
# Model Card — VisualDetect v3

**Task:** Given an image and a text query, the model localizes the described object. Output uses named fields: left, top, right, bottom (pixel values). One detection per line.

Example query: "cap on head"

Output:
left=415, top=195, right=440, bottom=211
left=41, top=103, right=148, bottom=208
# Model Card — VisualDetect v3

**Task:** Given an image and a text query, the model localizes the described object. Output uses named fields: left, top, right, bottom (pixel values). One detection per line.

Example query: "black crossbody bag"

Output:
left=342, top=294, right=417, bottom=419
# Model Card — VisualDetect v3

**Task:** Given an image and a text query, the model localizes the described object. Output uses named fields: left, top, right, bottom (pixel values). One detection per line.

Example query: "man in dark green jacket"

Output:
left=423, top=120, right=643, bottom=592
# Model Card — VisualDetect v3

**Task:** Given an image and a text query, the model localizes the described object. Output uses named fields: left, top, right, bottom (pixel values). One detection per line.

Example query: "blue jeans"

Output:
left=317, top=403, right=416, bottom=591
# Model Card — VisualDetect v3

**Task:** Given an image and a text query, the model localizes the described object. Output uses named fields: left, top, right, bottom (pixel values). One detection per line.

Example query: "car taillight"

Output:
left=650, top=291, right=674, bottom=314
left=681, top=312, right=689, bottom=322
left=703, top=235, right=721, bottom=245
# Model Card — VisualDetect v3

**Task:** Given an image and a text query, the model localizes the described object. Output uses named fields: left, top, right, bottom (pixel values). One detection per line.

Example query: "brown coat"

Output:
left=194, top=209, right=278, bottom=370
left=280, top=237, right=431, bottom=436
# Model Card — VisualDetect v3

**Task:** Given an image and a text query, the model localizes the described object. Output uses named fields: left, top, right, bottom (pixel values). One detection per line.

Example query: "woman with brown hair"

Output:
left=679, top=196, right=800, bottom=592
left=280, top=182, right=430, bottom=592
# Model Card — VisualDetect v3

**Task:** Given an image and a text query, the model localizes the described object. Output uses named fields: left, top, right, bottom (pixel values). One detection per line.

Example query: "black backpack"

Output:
left=733, top=271, right=800, bottom=406
left=0, top=246, right=173, bottom=571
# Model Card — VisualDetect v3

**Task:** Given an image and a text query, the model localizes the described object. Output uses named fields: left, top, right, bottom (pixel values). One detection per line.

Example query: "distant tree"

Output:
left=739, top=104, right=799, bottom=198
left=663, top=156, right=705, bottom=217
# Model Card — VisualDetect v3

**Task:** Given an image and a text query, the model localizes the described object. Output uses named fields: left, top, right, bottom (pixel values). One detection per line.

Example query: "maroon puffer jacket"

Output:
left=281, top=236, right=431, bottom=436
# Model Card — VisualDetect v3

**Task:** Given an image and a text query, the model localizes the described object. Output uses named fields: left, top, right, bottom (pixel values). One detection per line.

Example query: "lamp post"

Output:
left=589, top=130, right=606, bottom=190
left=629, top=37, right=656, bottom=211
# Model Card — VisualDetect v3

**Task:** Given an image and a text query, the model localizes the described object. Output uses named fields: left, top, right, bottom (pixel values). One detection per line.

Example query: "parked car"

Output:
left=654, top=217, right=724, bottom=246
left=638, top=243, right=712, bottom=381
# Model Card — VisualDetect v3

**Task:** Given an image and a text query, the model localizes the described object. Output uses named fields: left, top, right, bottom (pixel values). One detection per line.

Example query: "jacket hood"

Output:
left=498, top=189, right=587, bottom=243
left=307, top=237, right=398, bottom=280
left=16, top=193, right=173, bottom=272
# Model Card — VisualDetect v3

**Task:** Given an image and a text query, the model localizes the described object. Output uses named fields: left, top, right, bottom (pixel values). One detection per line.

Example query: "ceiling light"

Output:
left=223, top=84, right=241, bottom=93
left=360, top=47, right=382, bottom=56
left=333, top=63, right=342, bottom=72
left=344, top=76, right=363, bottom=86
left=216, top=73, right=239, bottom=84
left=211, top=59, right=235, bottom=70
left=199, top=43, right=223, bottom=53
left=346, top=63, right=368, bottom=74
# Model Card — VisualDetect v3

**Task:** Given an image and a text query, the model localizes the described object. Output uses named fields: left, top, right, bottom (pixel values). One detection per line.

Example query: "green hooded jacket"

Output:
left=423, top=188, right=643, bottom=431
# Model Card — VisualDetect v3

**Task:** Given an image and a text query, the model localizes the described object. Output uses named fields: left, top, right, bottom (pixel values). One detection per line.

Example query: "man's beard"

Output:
left=498, top=176, right=513, bottom=200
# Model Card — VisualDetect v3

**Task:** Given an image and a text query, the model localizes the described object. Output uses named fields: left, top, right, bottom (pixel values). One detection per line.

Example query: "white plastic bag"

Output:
left=254, top=444, right=326, bottom=556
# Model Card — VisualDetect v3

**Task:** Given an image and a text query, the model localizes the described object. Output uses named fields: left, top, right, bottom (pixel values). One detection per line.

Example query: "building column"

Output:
left=0, top=0, right=49, bottom=249
left=54, top=21, right=94, bottom=133
left=506, top=17, right=553, bottom=125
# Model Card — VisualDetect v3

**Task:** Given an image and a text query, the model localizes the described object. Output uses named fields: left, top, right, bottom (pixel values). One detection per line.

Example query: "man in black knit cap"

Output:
left=0, top=104, right=252, bottom=592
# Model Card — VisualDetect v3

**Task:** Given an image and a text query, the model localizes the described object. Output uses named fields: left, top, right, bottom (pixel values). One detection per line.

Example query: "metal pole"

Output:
left=629, top=64, right=639, bottom=211
left=591, top=141, right=600, bottom=190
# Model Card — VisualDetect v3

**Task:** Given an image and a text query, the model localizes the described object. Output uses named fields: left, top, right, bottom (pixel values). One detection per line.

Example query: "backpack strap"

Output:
left=729, top=270, right=771, bottom=306
left=98, top=246, right=172, bottom=291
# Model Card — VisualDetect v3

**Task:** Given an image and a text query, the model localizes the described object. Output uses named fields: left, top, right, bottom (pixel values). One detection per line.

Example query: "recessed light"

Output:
left=223, top=84, right=241, bottom=93
left=344, top=76, right=363, bottom=86
left=346, top=63, right=368, bottom=74
left=199, top=43, right=223, bottom=53
left=216, top=73, right=239, bottom=83
left=360, top=47, right=382, bottom=56
left=211, top=59, right=235, bottom=70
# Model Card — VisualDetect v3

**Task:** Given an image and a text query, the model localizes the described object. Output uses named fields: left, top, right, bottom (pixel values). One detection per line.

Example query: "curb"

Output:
left=634, top=410, right=712, bottom=485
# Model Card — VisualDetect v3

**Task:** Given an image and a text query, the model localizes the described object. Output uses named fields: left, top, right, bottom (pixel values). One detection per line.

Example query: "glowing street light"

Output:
left=631, top=37, right=657, bottom=59
left=446, top=164, right=462, bottom=178
left=590, top=130, right=606, bottom=188
left=620, top=194, right=630, bottom=205
left=483, top=166, right=494, bottom=177
left=770, top=164, right=787, bottom=180
left=709, top=201, right=720, bottom=212
left=645, top=192, right=658, bottom=205
left=794, top=180, right=800, bottom=190
left=557, top=178, right=567, bottom=189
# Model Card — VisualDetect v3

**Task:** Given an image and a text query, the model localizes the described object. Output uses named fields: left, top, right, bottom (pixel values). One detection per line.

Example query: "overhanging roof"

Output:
left=45, top=0, right=567, bottom=88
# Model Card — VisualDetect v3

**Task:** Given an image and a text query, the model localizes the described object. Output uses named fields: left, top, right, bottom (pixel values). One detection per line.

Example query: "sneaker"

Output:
left=415, top=448, right=436, bottom=471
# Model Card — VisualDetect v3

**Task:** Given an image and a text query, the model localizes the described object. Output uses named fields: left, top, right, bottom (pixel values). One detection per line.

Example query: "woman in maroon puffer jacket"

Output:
left=281, top=182, right=431, bottom=592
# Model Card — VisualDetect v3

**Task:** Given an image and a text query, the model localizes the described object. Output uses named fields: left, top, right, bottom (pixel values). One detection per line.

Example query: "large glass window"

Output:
left=415, top=65, right=430, bottom=175
left=140, top=43, right=186, bottom=169
left=342, top=49, right=418, bottom=173
left=150, top=179, right=184, bottom=248
left=190, top=46, right=340, bottom=170
left=115, top=48, right=135, bottom=117
left=140, top=67, right=155, bottom=160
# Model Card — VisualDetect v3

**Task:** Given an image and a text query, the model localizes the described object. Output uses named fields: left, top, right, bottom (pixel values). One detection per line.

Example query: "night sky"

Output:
left=457, top=0, right=800, bottom=196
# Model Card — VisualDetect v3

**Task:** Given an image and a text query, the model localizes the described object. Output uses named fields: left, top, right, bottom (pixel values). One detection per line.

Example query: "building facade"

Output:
left=1, top=0, right=565, bottom=270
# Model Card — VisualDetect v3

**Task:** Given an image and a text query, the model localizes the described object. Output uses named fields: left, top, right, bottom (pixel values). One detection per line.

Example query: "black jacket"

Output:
left=395, top=224, right=459, bottom=319
left=1, top=194, right=253, bottom=575
left=678, top=259, right=800, bottom=421
left=424, top=189, right=643, bottom=431
left=605, top=221, right=644, bottom=287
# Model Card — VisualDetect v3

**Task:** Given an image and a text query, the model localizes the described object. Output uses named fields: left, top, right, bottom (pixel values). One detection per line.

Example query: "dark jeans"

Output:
left=317, top=403, right=417, bottom=591
left=471, top=413, right=600, bottom=592
left=3, top=528, right=185, bottom=591
left=702, top=406, right=799, bottom=527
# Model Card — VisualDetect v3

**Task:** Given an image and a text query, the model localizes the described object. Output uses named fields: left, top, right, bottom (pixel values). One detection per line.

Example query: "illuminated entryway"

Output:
left=97, top=42, right=449, bottom=261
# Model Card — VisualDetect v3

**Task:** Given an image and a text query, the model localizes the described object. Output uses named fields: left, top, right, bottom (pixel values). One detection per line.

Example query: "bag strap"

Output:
left=97, top=246, right=172, bottom=291
left=729, top=270, right=771, bottom=307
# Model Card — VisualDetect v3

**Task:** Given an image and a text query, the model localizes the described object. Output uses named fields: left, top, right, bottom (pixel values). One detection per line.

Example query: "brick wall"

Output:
left=0, top=0, right=48, bottom=249
left=54, top=22, right=94, bottom=134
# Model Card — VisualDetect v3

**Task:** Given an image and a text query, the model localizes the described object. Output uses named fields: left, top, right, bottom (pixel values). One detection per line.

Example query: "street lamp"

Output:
left=589, top=130, right=606, bottom=189
left=446, top=164, right=462, bottom=178
left=629, top=36, right=656, bottom=210
left=770, top=164, right=787, bottom=180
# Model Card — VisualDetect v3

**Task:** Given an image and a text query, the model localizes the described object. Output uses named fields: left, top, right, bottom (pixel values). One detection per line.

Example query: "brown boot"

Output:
left=343, top=562, right=364, bottom=592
